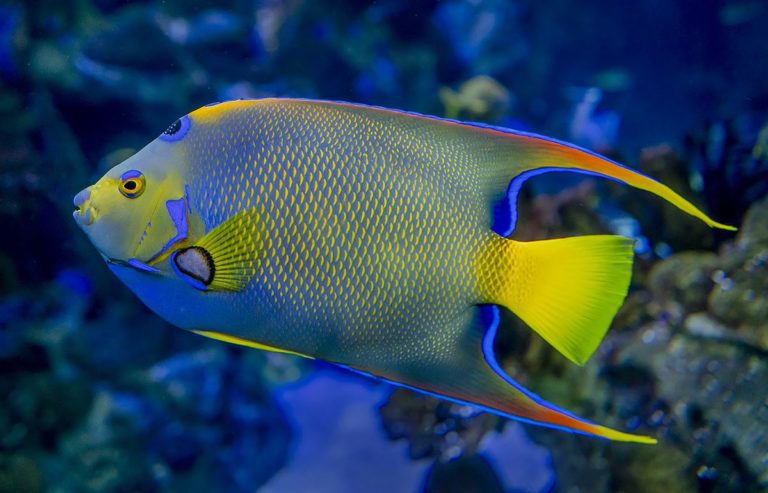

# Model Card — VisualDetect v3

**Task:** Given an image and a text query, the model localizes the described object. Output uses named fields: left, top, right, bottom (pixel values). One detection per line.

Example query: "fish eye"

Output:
left=119, top=170, right=146, bottom=198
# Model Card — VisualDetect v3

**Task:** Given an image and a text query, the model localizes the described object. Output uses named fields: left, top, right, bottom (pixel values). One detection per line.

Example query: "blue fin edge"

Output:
left=478, top=305, right=595, bottom=425
left=497, top=167, right=619, bottom=236
left=204, top=98, right=641, bottom=238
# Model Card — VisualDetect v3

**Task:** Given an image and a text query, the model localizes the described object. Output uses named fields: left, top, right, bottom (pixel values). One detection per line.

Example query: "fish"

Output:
left=73, top=98, right=735, bottom=444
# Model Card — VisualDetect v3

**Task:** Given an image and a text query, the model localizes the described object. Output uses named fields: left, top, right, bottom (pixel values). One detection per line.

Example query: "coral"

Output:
left=439, top=75, right=511, bottom=121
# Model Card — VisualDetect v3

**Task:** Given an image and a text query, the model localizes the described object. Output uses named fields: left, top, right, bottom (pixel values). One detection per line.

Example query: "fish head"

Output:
left=73, top=115, right=195, bottom=269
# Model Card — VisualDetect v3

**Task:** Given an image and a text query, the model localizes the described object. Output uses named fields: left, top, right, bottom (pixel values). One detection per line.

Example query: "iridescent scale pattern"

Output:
left=183, top=100, right=507, bottom=370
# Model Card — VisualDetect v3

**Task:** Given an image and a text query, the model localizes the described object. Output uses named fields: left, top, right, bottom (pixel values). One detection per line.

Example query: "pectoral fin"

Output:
left=171, top=208, right=263, bottom=291
left=351, top=306, right=655, bottom=444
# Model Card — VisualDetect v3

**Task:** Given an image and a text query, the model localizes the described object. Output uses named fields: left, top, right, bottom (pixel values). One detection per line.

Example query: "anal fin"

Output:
left=353, top=306, right=655, bottom=444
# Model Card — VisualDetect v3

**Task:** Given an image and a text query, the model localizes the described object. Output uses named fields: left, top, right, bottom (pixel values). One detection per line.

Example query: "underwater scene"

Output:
left=2, top=0, right=768, bottom=492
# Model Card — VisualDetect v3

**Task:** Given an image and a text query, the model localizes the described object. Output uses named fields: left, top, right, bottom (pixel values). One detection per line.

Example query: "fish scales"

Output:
left=187, top=100, right=490, bottom=366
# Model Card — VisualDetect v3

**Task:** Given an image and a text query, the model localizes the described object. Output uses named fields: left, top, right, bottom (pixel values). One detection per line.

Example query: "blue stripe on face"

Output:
left=184, top=184, right=192, bottom=213
left=148, top=197, right=189, bottom=262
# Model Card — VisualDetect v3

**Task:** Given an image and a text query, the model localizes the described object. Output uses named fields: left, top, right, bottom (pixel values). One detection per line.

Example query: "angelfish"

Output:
left=73, top=99, right=735, bottom=443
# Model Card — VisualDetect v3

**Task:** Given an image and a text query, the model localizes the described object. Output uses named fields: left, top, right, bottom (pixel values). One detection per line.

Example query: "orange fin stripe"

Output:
left=532, top=403, right=657, bottom=444
left=433, top=377, right=657, bottom=444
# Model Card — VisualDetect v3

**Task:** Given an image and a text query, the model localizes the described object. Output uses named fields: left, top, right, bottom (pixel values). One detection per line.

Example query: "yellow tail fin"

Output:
left=478, top=234, right=634, bottom=365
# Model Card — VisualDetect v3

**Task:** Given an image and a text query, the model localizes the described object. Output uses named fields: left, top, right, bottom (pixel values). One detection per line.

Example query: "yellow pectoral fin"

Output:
left=192, top=330, right=314, bottom=359
left=171, top=208, right=264, bottom=292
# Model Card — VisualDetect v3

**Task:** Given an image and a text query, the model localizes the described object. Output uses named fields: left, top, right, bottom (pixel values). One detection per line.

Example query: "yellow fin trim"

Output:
left=480, top=235, right=634, bottom=365
left=592, top=426, right=657, bottom=444
left=522, top=393, right=657, bottom=443
left=191, top=99, right=733, bottom=230
left=192, top=330, right=314, bottom=359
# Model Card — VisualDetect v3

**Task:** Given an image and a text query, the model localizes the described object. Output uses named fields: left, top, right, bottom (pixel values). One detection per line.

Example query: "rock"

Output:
left=379, top=387, right=498, bottom=461
left=708, top=196, right=768, bottom=348
left=647, top=251, right=720, bottom=314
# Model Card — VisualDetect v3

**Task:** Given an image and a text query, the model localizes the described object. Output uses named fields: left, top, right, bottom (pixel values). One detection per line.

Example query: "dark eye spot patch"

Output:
left=159, top=115, right=191, bottom=142
left=171, top=246, right=214, bottom=290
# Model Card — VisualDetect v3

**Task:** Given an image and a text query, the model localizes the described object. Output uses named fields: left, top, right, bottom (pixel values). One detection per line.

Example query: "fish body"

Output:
left=74, top=99, right=734, bottom=443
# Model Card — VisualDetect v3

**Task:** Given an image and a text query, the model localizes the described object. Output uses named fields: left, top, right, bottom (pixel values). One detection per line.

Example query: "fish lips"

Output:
left=72, top=188, right=96, bottom=227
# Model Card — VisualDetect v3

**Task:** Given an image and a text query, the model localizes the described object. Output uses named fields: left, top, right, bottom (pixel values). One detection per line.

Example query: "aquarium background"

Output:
left=2, top=0, right=768, bottom=492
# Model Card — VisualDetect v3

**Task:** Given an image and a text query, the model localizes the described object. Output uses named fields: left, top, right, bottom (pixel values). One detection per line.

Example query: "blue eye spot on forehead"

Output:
left=120, top=169, right=143, bottom=180
left=159, top=115, right=191, bottom=142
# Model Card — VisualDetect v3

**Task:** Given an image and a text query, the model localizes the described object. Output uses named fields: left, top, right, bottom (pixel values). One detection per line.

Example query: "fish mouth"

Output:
left=73, top=208, right=96, bottom=227
left=72, top=188, right=96, bottom=227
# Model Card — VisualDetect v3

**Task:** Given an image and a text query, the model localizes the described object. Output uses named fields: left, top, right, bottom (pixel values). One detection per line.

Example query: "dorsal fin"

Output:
left=479, top=130, right=736, bottom=232
left=192, top=98, right=736, bottom=233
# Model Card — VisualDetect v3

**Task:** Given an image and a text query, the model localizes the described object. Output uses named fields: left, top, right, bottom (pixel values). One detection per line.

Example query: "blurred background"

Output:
left=1, top=0, right=768, bottom=492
